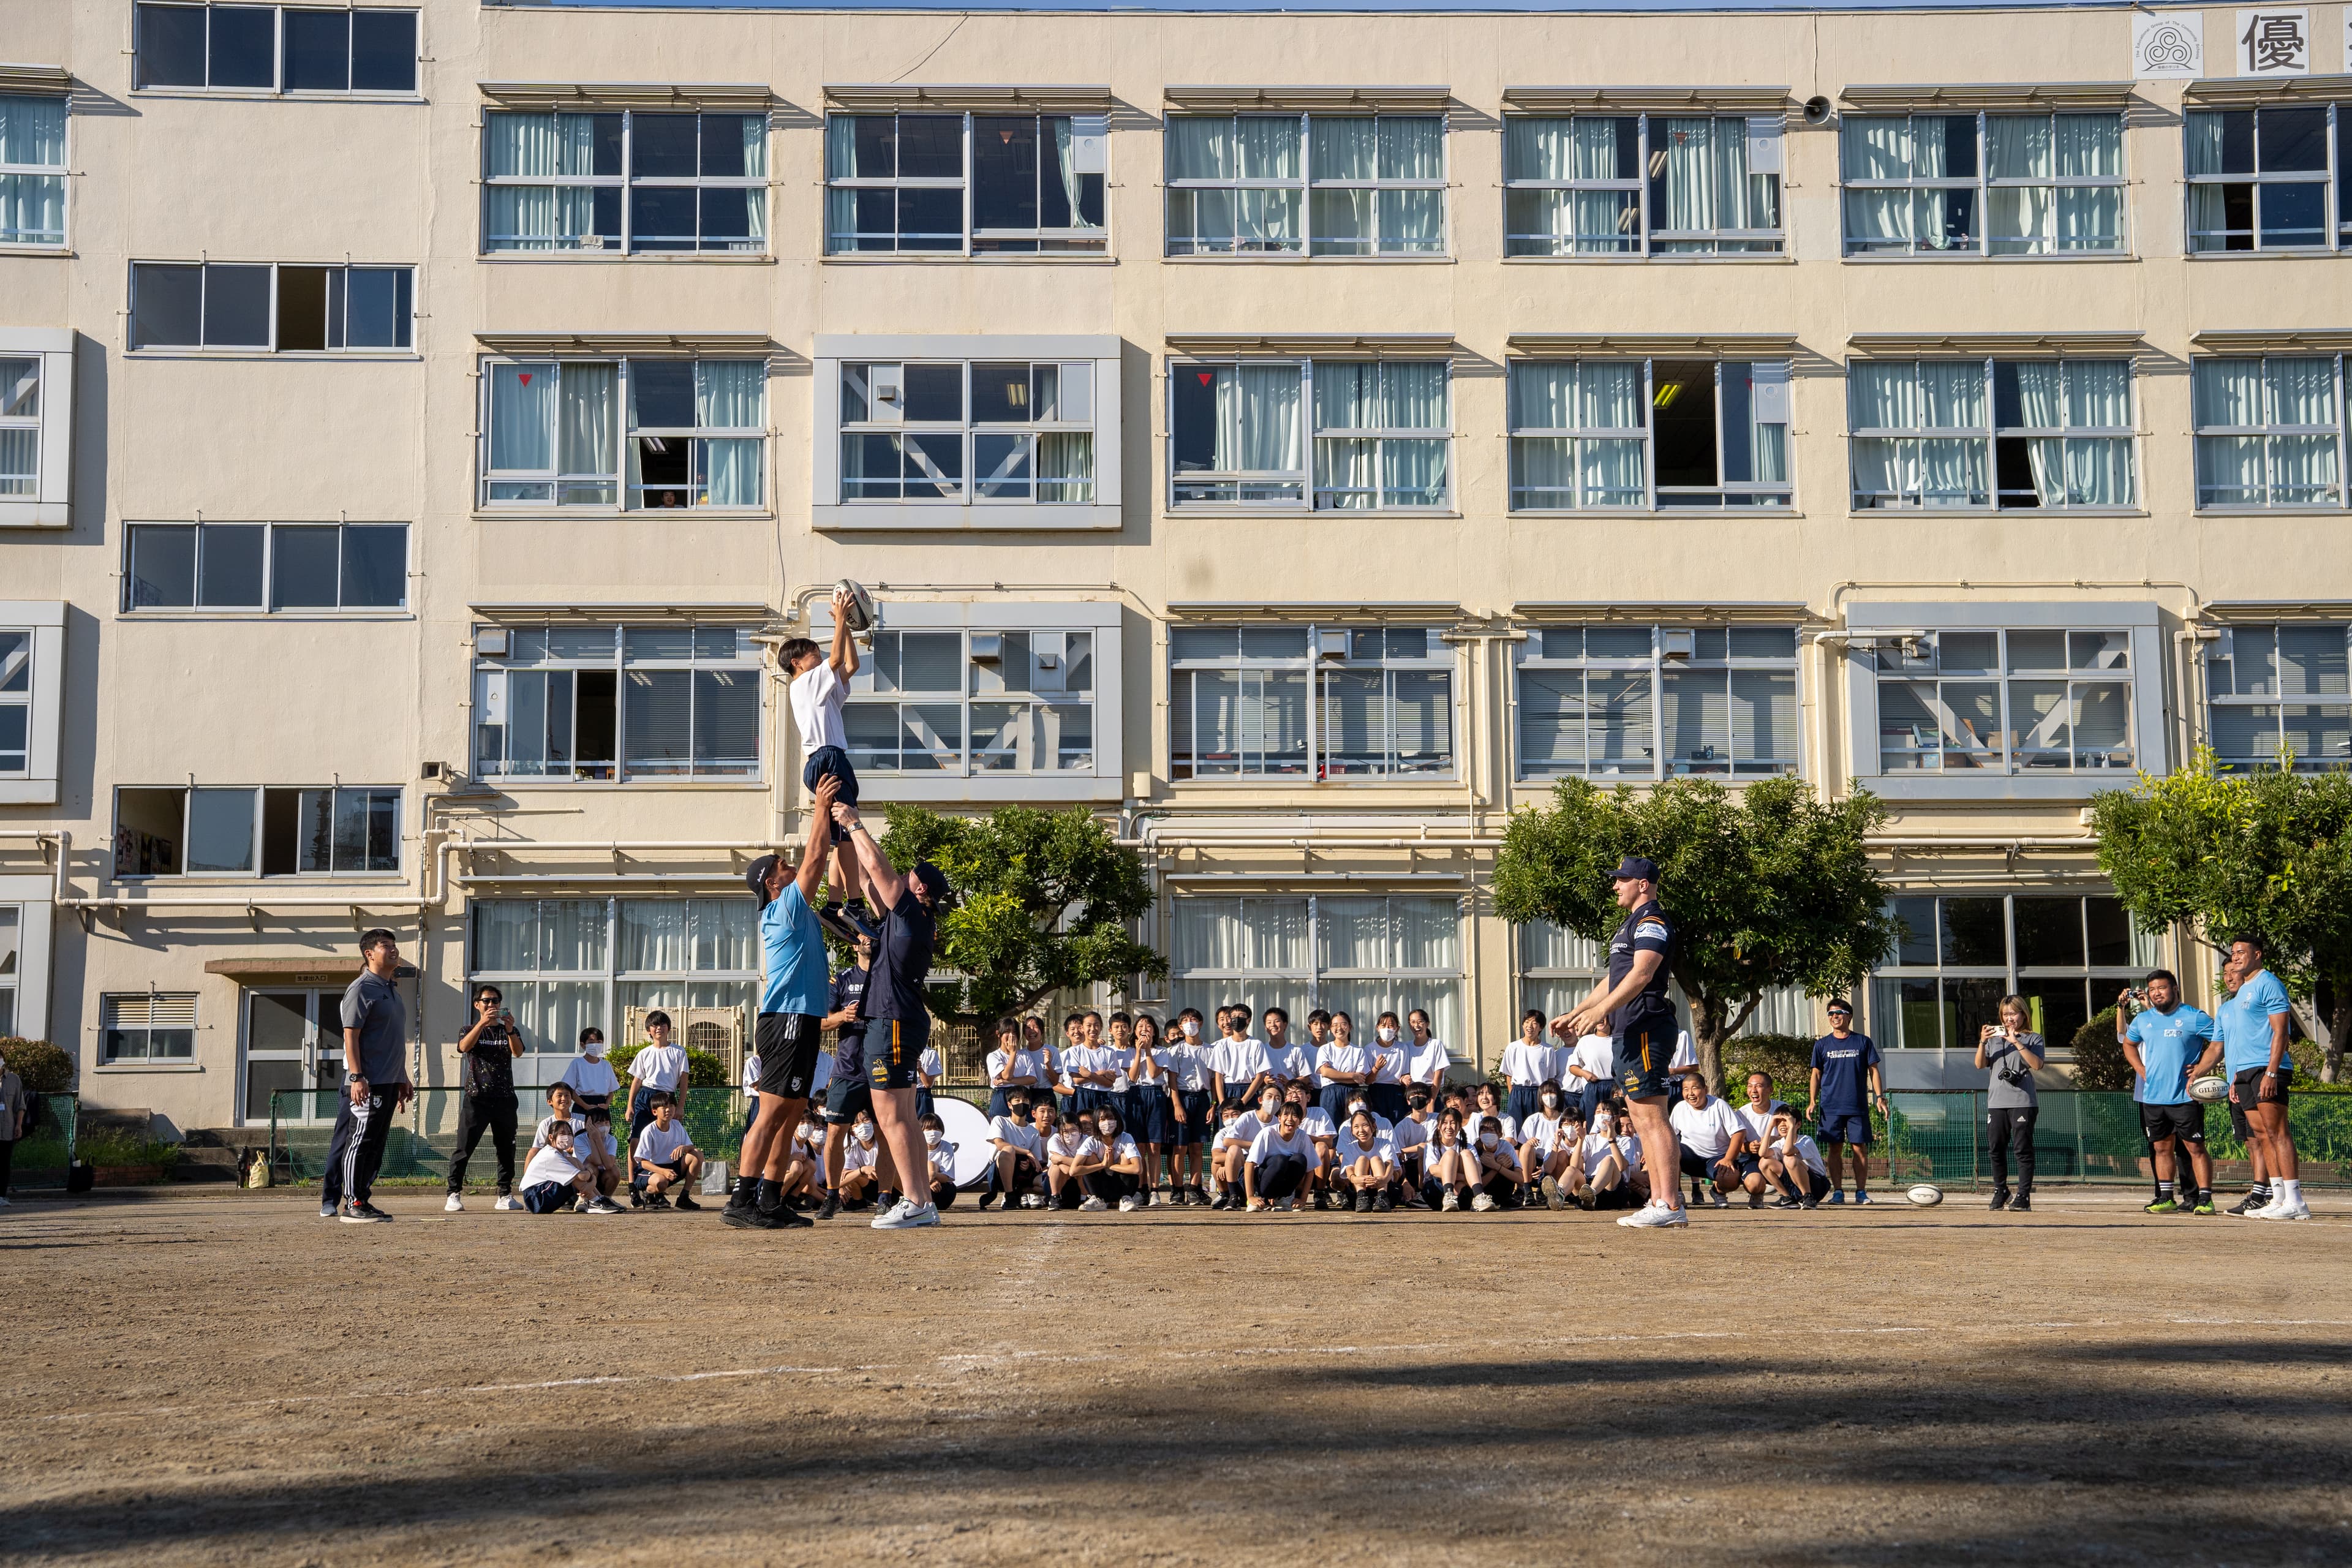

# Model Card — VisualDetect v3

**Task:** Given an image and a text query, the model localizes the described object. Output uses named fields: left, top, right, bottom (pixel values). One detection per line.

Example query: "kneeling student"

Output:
left=919, top=1111, right=962, bottom=1210
left=979, top=1093, right=1044, bottom=1211
left=1335, top=1107, right=1398, bottom=1212
left=574, top=1103, right=624, bottom=1200
left=1244, top=1100, right=1317, bottom=1212
left=1087, top=1107, right=1146, bottom=1212
left=521, top=1124, right=622, bottom=1215
left=631, top=1095, right=704, bottom=1210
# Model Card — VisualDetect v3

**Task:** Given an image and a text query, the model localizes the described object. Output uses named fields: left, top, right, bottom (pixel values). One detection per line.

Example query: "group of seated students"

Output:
left=949, top=1003, right=1838, bottom=1216
left=511, top=1036, right=715, bottom=1216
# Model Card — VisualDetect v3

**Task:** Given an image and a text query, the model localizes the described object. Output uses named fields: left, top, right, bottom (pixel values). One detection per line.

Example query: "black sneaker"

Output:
left=722, top=1203, right=761, bottom=1230
left=816, top=1192, right=842, bottom=1221
left=760, top=1203, right=813, bottom=1229
left=976, top=1189, right=997, bottom=1211
left=338, top=1201, right=393, bottom=1224
left=816, top=903, right=867, bottom=944
left=628, top=1189, right=644, bottom=1208
left=1374, top=1191, right=1394, bottom=1213
left=1988, top=1189, right=2010, bottom=1212
left=2227, top=1192, right=2268, bottom=1217
left=2008, top=1194, right=2032, bottom=1213
left=1773, top=1194, right=1802, bottom=1210
left=674, top=1192, right=700, bottom=1212
left=645, top=1193, right=672, bottom=1211
left=1800, top=1194, right=1821, bottom=1210
left=1210, top=1191, right=1232, bottom=1211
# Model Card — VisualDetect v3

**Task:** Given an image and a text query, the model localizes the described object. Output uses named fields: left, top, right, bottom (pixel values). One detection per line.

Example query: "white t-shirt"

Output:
left=1409, top=1038, right=1452, bottom=1082
left=1472, top=1125, right=1517, bottom=1161
left=1466, top=1110, right=1518, bottom=1145
left=1164, top=1042, right=1214, bottom=1092
left=918, top=1046, right=942, bottom=1080
left=794, top=1122, right=826, bottom=1163
left=1268, top=1042, right=1315, bottom=1086
left=1392, top=1116, right=1433, bottom=1159
left=1522, top=1110, right=1573, bottom=1156
left=1214, top=1037, right=1272, bottom=1090
left=843, top=1136, right=878, bottom=1174
left=987, top=1047, right=1047, bottom=1087
left=1247, top=1123, right=1317, bottom=1166
left=522, top=1142, right=583, bottom=1189
left=1568, top=1035, right=1615, bottom=1082
left=1047, top=1130, right=1104, bottom=1164
left=1297, top=1106, right=1338, bottom=1142
left=1216, top=1109, right=1273, bottom=1150
left=1332, top=1107, right=1394, bottom=1139
left=742, top=1054, right=763, bottom=1094
left=1735, top=1102, right=1784, bottom=1148
left=1580, top=1131, right=1641, bottom=1177
left=790, top=660, right=847, bottom=752
left=635, top=1120, right=696, bottom=1165
left=530, top=1112, right=584, bottom=1152
left=1499, top=1039, right=1558, bottom=1087
left=1784, top=1132, right=1831, bottom=1178
left=557, top=1054, right=620, bottom=1099
left=1670, top=1096, right=1744, bottom=1159
left=989, top=1114, right=1041, bottom=1158
left=925, top=1137, right=957, bottom=1180
left=1129, top=1046, right=1170, bottom=1087
left=1316, top=1042, right=1373, bottom=1082
left=1101, top=1043, right=1132, bottom=1094
left=1370, top=1040, right=1409, bottom=1084
left=1670, top=1031, right=1696, bottom=1072
left=1335, top=1126, right=1396, bottom=1166
left=630, top=1044, right=688, bottom=1092
left=1100, top=1131, right=1141, bottom=1168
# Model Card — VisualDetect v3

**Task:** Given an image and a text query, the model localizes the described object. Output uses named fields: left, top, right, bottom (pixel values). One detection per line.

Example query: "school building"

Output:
left=2, top=0, right=2346, bottom=1139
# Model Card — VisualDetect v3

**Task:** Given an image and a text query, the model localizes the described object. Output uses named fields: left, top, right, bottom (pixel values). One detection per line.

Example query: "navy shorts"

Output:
left=1172, top=1088, right=1212, bottom=1145
left=1817, top=1110, right=1873, bottom=1147
left=824, top=1071, right=873, bottom=1126
left=802, top=744, right=860, bottom=805
left=867, top=1016, right=927, bottom=1091
left=522, top=1180, right=574, bottom=1213
left=1613, top=1016, right=1677, bottom=1100
left=1505, top=1084, right=1543, bottom=1126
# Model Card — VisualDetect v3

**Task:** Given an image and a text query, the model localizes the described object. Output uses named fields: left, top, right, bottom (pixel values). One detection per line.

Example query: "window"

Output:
left=1873, top=628, right=2135, bottom=774
left=846, top=628, right=1094, bottom=775
left=2205, top=624, right=2352, bottom=771
left=1169, top=623, right=1453, bottom=781
left=826, top=111, right=1106, bottom=254
left=1170, top=359, right=1450, bottom=509
left=1509, top=358, right=1790, bottom=509
left=1165, top=115, right=1444, bottom=256
left=480, top=357, right=764, bottom=510
left=2193, top=356, right=2346, bottom=509
left=2185, top=105, right=2350, bottom=252
left=1170, top=895, right=1464, bottom=1050
left=1520, top=919, right=1809, bottom=1040
left=0, top=356, right=42, bottom=499
left=0, top=629, right=28, bottom=775
left=1505, top=115, right=1781, bottom=255
left=0, top=331, right=70, bottom=524
left=472, top=624, right=761, bottom=783
left=0, top=93, right=67, bottom=247
left=129, top=262, right=414, bottom=352
left=839, top=358, right=1094, bottom=504
left=469, top=897, right=758, bottom=1072
left=113, top=785, right=401, bottom=876
left=0, top=905, right=17, bottom=1035
left=1842, top=113, right=2124, bottom=255
left=483, top=110, right=767, bottom=255
left=1516, top=625, right=1800, bottom=780
left=1848, top=359, right=2134, bottom=510
left=121, top=521, right=407, bottom=611
left=101, top=992, right=197, bottom=1063
left=1869, top=893, right=2157, bottom=1050
left=134, top=5, right=418, bottom=94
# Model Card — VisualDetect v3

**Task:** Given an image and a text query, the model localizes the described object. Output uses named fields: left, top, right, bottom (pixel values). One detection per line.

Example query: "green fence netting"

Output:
left=7, top=1091, right=78, bottom=1189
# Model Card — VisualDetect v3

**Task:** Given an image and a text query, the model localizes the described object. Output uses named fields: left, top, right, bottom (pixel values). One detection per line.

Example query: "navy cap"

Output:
left=911, top=859, right=954, bottom=908
left=1610, top=855, right=1659, bottom=882
left=747, top=853, right=782, bottom=908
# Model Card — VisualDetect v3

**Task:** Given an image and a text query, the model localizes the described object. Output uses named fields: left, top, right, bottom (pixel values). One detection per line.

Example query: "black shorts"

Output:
left=867, top=1015, right=927, bottom=1091
left=2139, top=1100, right=2207, bottom=1146
left=802, top=744, right=860, bottom=805
left=756, top=1012, right=824, bottom=1098
left=2227, top=1065, right=2288, bottom=1139
left=1614, top=1015, right=1676, bottom=1100
left=823, top=1071, right=873, bottom=1126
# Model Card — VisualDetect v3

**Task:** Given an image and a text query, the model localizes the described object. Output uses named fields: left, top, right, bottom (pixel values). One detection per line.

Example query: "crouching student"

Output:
left=837, top=1111, right=885, bottom=1211
left=919, top=1112, right=961, bottom=1210
left=1088, top=1107, right=1147, bottom=1212
left=1211, top=1089, right=1283, bottom=1210
left=770, top=1108, right=824, bottom=1210
left=1423, top=1110, right=1477, bottom=1212
left=1393, top=1090, right=1435, bottom=1206
left=1518, top=1082, right=1582, bottom=1210
left=1281, top=1083, right=1343, bottom=1208
left=1575, top=1105, right=1645, bottom=1210
left=574, top=1104, right=625, bottom=1201
left=1471, top=1116, right=1525, bottom=1211
left=1244, top=1100, right=1317, bottom=1213
left=1667, top=1071, right=1748, bottom=1210
left=520, top=1123, right=622, bottom=1215
left=979, top=1092, right=1043, bottom=1211
left=1335, top=1108, right=1398, bottom=1213
left=1759, top=1108, right=1831, bottom=1210
left=631, top=1094, right=704, bottom=1210
left=1045, top=1114, right=1106, bottom=1212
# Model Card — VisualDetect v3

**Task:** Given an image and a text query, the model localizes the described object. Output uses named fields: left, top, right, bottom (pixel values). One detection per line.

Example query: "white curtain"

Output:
left=2193, top=358, right=2263, bottom=428
left=473, top=902, right=540, bottom=972
left=1580, top=362, right=1643, bottom=429
left=539, top=900, right=608, bottom=971
left=1316, top=437, right=1374, bottom=508
left=739, top=115, right=767, bottom=178
left=1038, top=431, right=1093, bottom=502
left=1657, top=118, right=1716, bottom=233
left=1221, top=365, right=1301, bottom=474
left=1313, top=117, right=1376, bottom=180
left=556, top=363, right=615, bottom=478
left=0, top=95, right=66, bottom=245
left=695, top=360, right=765, bottom=429
left=621, top=900, right=692, bottom=971
left=1168, top=116, right=1232, bottom=180
left=824, top=115, right=859, bottom=179
left=1988, top=115, right=2051, bottom=179
left=0, top=95, right=66, bottom=164
left=1510, top=362, right=1574, bottom=430
left=1379, top=116, right=1443, bottom=179
left=2184, top=112, right=2226, bottom=177
left=490, top=363, right=556, bottom=472
left=485, top=113, right=598, bottom=249
left=1235, top=116, right=1300, bottom=179
left=2065, top=360, right=2131, bottom=430
left=1314, top=361, right=1378, bottom=430
left=1381, top=362, right=1447, bottom=429
left=1507, top=116, right=1568, bottom=180
left=1054, top=118, right=1082, bottom=222
left=1841, top=117, right=1913, bottom=247
left=1383, top=439, right=1447, bottom=506
left=1848, top=362, right=1920, bottom=431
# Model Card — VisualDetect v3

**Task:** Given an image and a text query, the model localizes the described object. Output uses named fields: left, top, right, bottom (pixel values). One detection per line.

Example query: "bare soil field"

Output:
left=3, top=1188, right=2348, bottom=1567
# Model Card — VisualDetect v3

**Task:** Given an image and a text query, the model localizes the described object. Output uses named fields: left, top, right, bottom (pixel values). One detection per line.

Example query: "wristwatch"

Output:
left=345, top=1072, right=365, bottom=1085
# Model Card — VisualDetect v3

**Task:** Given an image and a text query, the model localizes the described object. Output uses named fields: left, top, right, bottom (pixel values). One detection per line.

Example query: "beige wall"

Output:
left=3, top=1, right=2342, bottom=1126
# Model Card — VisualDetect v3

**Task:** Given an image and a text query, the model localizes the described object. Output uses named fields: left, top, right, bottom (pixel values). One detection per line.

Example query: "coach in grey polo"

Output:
left=321, top=928, right=413, bottom=1223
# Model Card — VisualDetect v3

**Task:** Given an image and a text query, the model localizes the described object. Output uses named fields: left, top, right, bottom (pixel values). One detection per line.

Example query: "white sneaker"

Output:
left=1080, top=1196, right=1109, bottom=1212
left=1275, top=1197, right=1294, bottom=1212
left=1471, top=1192, right=1497, bottom=1212
left=1020, top=1194, right=1044, bottom=1210
left=494, top=1194, right=521, bottom=1212
left=444, top=1193, right=464, bottom=1213
left=2251, top=1196, right=2312, bottom=1221
left=320, top=1202, right=337, bottom=1219
left=1617, top=1201, right=1691, bottom=1229
left=1441, top=1190, right=1460, bottom=1212
left=872, top=1199, right=939, bottom=1230
left=1117, top=1196, right=1139, bottom=1212
left=0, top=1194, right=12, bottom=1208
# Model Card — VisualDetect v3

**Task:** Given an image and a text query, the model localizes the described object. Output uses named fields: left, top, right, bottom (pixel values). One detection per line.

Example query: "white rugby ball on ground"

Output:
left=2189, top=1074, right=2230, bottom=1103
left=1905, top=1184, right=1944, bottom=1207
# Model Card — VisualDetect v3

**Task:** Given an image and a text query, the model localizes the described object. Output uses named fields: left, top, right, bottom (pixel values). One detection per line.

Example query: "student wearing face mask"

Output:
left=1369, top=1011, right=1412, bottom=1125
left=837, top=1113, right=884, bottom=1210
left=1405, top=1009, right=1452, bottom=1099
left=1465, top=1080, right=1518, bottom=1147
left=978, top=1093, right=1042, bottom=1212
left=1125, top=1014, right=1174, bottom=1205
left=1519, top=1081, right=1581, bottom=1209
left=1211, top=1004, right=1273, bottom=1115
left=1576, top=1106, right=1644, bottom=1210
left=1470, top=1115, right=1524, bottom=1211
left=918, top=1111, right=960, bottom=1210
left=1335, top=1107, right=1398, bottom=1213
left=1499, top=1009, right=1560, bottom=1129
left=1087, top=1108, right=1146, bottom=1212
left=1314, top=1011, right=1373, bottom=1128
left=985, top=1016, right=1043, bottom=1122
left=1164, top=1008, right=1215, bottom=1205
left=1044, top=1114, right=1106, bottom=1212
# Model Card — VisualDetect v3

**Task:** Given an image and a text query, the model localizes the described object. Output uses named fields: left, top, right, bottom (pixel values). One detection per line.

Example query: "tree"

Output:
left=1491, top=775, right=1900, bottom=1092
left=864, top=803, right=1167, bottom=1030
left=2090, top=750, right=2352, bottom=1082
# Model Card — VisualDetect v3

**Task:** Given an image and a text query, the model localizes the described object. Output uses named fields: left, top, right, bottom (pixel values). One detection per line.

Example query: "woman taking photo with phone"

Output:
left=1975, top=995, right=2045, bottom=1213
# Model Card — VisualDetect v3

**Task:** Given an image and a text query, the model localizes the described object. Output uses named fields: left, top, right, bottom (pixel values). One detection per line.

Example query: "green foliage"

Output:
left=77, top=1133, right=180, bottom=1170
left=0, top=1038, right=74, bottom=1091
left=607, top=1042, right=729, bottom=1089
left=1492, top=776, right=1898, bottom=1088
left=1722, top=1033, right=1819, bottom=1096
left=2071, top=1006, right=2135, bottom=1092
left=865, top=804, right=1167, bottom=1027
left=2092, top=751, right=2352, bottom=1079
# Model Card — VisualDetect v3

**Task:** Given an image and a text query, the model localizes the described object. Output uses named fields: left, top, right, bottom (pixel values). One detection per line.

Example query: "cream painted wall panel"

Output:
left=110, top=360, right=428, bottom=518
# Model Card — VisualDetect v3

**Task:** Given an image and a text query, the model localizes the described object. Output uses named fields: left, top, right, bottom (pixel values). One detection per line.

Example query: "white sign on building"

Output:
left=2237, top=8, right=2310, bottom=75
left=2133, top=12, right=2204, bottom=78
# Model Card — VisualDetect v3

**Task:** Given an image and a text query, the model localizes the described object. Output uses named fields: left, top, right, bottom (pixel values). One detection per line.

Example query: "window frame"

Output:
left=1163, top=111, right=1448, bottom=260
left=100, top=990, right=198, bottom=1066
left=119, top=519, right=410, bottom=614
left=1167, top=894, right=1467, bottom=1056
left=1513, top=623, right=1804, bottom=783
left=2184, top=103, right=2349, bottom=254
left=0, top=601, right=61, bottom=804
left=130, top=4, right=422, bottom=98
left=1846, top=356, right=2138, bottom=513
left=127, top=260, right=417, bottom=354
left=1520, top=918, right=1812, bottom=1042
left=2191, top=353, right=2350, bottom=511
left=1866, top=892, right=2158, bottom=1052
left=823, top=109, right=1109, bottom=257
left=840, top=625, right=1099, bottom=781
left=0, top=625, right=30, bottom=778
left=1167, top=620, right=1459, bottom=785
left=1502, top=113, right=1784, bottom=258
left=470, top=622, right=766, bottom=786
left=480, top=107, right=771, bottom=258
left=1166, top=356, right=1455, bottom=513
left=1840, top=109, right=2129, bottom=258
left=1507, top=356, right=1793, bottom=511
left=2203, top=622, right=2352, bottom=772
left=110, top=783, right=405, bottom=880
left=476, top=355, right=769, bottom=514
left=0, top=89, right=69, bottom=250
left=0, top=331, right=74, bottom=527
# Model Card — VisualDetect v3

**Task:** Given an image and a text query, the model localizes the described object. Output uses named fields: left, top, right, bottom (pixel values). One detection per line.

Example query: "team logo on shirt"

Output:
left=1634, top=919, right=1669, bottom=942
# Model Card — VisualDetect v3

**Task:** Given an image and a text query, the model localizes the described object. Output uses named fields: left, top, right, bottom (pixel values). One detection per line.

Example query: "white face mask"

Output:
left=854, top=1124, right=875, bottom=1144
left=1595, top=1120, right=1615, bottom=1137
left=1376, top=1027, right=1396, bottom=1042
left=1182, top=1020, right=1200, bottom=1038
left=1348, top=1101, right=1367, bottom=1117
left=1480, top=1131, right=1499, bottom=1148
left=923, top=1130, right=941, bottom=1145
left=1099, top=1123, right=1119, bottom=1137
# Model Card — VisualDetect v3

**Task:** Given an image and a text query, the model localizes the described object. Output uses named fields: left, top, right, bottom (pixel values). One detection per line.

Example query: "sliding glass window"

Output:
left=1506, top=115, right=1782, bottom=255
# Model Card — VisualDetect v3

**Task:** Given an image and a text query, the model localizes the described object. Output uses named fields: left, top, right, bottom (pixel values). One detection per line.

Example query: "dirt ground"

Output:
left=3, top=1186, right=2348, bottom=1567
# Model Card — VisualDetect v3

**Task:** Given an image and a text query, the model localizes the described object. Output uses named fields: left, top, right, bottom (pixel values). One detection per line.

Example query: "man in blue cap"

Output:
left=1552, top=855, right=1688, bottom=1229
left=722, top=773, right=840, bottom=1231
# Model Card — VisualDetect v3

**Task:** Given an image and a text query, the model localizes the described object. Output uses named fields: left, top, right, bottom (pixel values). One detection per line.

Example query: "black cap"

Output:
left=1610, top=855, right=1659, bottom=882
left=747, top=853, right=782, bottom=909
left=911, top=859, right=954, bottom=908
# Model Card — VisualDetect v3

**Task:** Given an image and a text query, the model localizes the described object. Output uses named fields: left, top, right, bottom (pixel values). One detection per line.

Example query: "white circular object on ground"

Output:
left=835, top=578, right=876, bottom=633
left=2188, top=1074, right=2230, bottom=1103
left=937, top=1096, right=995, bottom=1186
left=1906, top=1183, right=1944, bottom=1207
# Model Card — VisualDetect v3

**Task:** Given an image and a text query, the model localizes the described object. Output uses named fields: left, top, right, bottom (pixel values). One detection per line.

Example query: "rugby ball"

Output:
left=835, top=578, right=877, bottom=634
left=1905, top=1183, right=1944, bottom=1207
left=2189, top=1074, right=2230, bottom=1103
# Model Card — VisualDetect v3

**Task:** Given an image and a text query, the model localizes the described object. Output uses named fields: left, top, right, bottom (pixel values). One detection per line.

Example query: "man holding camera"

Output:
left=445, top=984, right=527, bottom=1213
left=2117, top=970, right=2221, bottom=1215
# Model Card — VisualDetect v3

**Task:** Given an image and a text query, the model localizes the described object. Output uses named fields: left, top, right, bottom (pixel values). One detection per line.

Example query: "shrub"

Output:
left=1722, top=1032, right=1817, bottom=1097
left=0, top=1038, right=74, bottom=1091
left=2072, top=1008, right=2135, bottom=1092
left=606, top=1041, right=729, bottom=1090
left=77, top=1133, right=181, bottom=1170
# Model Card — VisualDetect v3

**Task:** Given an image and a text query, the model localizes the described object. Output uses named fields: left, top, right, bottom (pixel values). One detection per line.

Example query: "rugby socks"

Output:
left=756, top=1178, right=782, bottom=1212
left=2247, top=1182, right=2272, bottom=1208
left=2278, top=1178, right=2303, bottom=1205
left=2155, top=1180, right=2174, bottom=1200
left=730, top=1174, right=759, bottom=1207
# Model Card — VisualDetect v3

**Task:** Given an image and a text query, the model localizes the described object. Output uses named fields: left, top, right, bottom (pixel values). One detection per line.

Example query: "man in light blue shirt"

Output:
left=2216, top=935, right=2306, bottom=1221
left=2118, top=968, right=2222, bottom=1215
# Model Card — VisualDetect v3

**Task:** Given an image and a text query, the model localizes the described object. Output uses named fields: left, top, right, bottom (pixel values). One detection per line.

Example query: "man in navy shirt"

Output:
left=1807, top=998, right=1888, bottom=1205
left=2118, top=968, right=2222, bottom=1215
left=813, top=934, right=873, bottom=1221
left=1552, top=856, right=1688, bottom=1231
